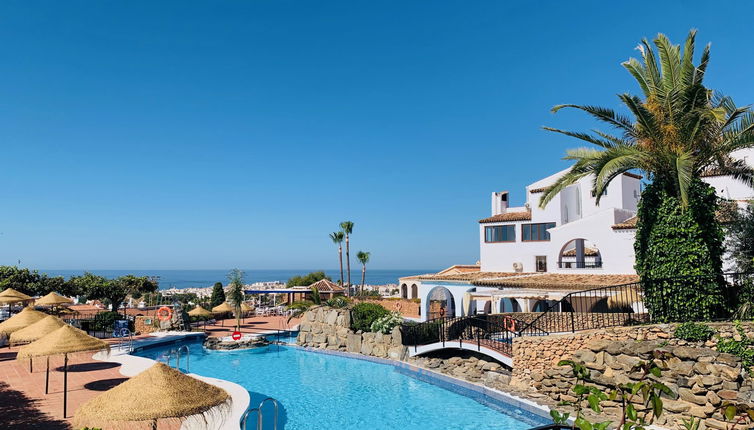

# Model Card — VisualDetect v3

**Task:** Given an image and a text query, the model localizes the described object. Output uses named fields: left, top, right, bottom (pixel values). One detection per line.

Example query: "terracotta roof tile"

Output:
left=472, top=273, right=639, bottom=289
left=308, top=278, right=344, bottom=292
left=418, top=272, right=529, bottom=282
left=612, top=216, right=638, bottom=230
left=479, top=211, right=532, bottom=223
left=529, top=187, right=547, bottom=194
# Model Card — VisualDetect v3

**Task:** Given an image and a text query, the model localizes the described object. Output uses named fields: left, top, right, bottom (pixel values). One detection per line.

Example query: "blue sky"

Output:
left=1, top=1, right=753, bottom=270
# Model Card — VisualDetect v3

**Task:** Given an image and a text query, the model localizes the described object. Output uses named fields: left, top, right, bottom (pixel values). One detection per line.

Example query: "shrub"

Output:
left=674, top=322, right=716, bottom=342
left=324, top=296, right=350, bottom=309
left=716, top=322, right=754, bottom=374
left=370, top=312, right=403, bottom=334
left=635, top=180, right=726, bottom=322
left=350, top=302, right=389, bottom=332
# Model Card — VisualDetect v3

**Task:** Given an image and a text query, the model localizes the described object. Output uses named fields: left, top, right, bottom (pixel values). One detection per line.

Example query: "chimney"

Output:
left=491, top=191, right=509, bottom=216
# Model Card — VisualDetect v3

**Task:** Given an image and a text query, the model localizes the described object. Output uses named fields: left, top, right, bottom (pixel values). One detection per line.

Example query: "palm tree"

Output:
left=538, top=30, right=754, bottom=321
left=329, top=231, right=345, bottom=287
left=540, top=30, right=754, bottom=209
left=340, top=221, right=354, bottom=295
left=357, top=251, right=370, bottom=295
left=227, top=268, right=245, bottom=331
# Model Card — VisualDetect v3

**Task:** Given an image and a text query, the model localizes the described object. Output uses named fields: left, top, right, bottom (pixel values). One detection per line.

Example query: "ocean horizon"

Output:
left=40, top=269, right=436, bottom=290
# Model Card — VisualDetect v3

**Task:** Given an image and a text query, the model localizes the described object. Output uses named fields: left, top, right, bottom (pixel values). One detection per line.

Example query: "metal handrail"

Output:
left=117, top=328, right=134, bottom=353
left=177, top=345, right=190, bottom=372
left=241, top=397, right=279, bottom=430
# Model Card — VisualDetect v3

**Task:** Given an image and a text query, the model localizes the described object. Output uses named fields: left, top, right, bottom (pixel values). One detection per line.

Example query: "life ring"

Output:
left=504, top=316, right=517, bottom=332
left=395, top=302, right=402, bottom=311
left=157, top=306, right=173, bottom=321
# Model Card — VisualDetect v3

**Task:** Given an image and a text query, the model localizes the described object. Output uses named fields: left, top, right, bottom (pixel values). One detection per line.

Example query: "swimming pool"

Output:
left=134, top=339, right=549, bottom=430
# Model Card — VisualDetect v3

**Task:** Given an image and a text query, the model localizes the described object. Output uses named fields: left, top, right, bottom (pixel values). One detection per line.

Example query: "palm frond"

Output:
left=542, top=127, right=616, bottom=148
left=551, top=104, right=636, bottom=137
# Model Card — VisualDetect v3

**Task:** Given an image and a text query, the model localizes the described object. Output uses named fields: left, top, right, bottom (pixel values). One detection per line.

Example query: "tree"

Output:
left=210, top=282, right=226, bottom=308
left=329, top=231, right=345, bottom=286
left=727, top=201, right=754, bottom=273
left=340, top=221, right=354, bottom=294
left=357, top=251, right=370, bottom=295
left=76, top=274, right=158, bottom=313
left=227, top=269, right=245, bottom=330
left=0, top=267, right=79, bottom=297
left=538, top=30, right=754, bottom=318
left=286, top=271, right=329, bottom=287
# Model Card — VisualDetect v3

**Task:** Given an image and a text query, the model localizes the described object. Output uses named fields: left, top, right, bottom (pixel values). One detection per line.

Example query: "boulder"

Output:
left=346, top=333, right=362, bottom=353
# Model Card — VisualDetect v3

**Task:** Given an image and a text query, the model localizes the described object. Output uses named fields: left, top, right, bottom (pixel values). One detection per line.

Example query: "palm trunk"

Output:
left=338, top=245, right=344, bottom=288
left=361, top=265, right=366, bottom=294
left=345, top=235, right=351, bottom=295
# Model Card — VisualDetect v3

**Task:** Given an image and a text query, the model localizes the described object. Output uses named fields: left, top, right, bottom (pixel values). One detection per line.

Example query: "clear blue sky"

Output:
left=1, top=1, right=753, bottom=270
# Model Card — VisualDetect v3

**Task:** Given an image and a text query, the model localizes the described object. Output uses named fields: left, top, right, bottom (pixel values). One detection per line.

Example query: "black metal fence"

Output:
left=401, top=314, right=544, bottom=356
left=518, top=272, right=753, bottom=335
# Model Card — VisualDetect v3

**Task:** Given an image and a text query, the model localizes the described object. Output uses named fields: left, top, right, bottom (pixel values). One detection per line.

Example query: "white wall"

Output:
left=548, top=209, right=637, bottom=274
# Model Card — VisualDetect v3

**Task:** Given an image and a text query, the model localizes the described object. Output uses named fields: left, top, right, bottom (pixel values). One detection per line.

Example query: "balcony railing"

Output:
left=557, top=261, right=603, bottom=269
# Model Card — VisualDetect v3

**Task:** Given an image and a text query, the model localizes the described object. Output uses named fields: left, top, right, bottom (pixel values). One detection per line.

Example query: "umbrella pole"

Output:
left=29, top=357, right=32, bottom=373
left=151, top=419, right=158, bottom=430
left=45, top=357, right=50, bottom=394
left=63, top=353, right=68, bottom=418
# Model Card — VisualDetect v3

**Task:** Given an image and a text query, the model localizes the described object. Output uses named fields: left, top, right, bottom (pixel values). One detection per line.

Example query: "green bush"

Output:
left=350, top=302, right=390, bottom=332
left=716, top=322, right=754, bottom=374
left=324, top=296, right=350, bottom=309
left=635, top=180, right=726, bottom=322
left=370, top=312, right=403, bottom=334
left=674, top=322, right=716, bottom=342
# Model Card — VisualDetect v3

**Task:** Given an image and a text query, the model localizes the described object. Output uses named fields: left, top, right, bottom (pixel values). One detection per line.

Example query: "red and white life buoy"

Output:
left=157, top=306, right=173, bottom=321
left=503, top=316, right=517, bottom=332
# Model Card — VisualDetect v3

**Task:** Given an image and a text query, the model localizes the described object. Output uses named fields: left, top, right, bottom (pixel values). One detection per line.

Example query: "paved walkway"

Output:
left=0, top=316, right=296, bottom=429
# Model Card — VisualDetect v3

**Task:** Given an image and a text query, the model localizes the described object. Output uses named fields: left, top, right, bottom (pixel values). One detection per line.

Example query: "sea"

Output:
left=40, top=269, right=435, bottom=290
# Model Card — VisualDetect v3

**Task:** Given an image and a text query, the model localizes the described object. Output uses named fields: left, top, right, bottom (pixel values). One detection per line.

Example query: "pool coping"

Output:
left=292, top=344, right=554, bottom=424
left=93, top=332, right=250, bottom=430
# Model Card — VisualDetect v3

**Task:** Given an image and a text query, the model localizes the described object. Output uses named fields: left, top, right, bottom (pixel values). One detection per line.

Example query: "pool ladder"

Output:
left=241, top=397, right=279, bottom=430
left=117, top=329, right=134, bottom=353
left=165, top=345, right=190, bottom=372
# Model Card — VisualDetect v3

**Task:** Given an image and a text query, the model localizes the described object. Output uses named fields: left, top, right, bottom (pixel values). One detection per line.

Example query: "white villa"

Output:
left=400, top=149, right=754, bottom=321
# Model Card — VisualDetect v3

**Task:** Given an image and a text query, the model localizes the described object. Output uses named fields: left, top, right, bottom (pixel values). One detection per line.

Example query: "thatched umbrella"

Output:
left=0, top=288, right=33, bottom=301
left=0, top=289, right=34, bottom=316
left=73, top=362, right=230, bottom=430
left=240, top=302, right=253, bottom=313
left=10, top=315, right=66, bottom=393
left=212, top=302, right=234, bottom=326
left=36, top=292, right=74, bottom=306
left=0, top=307, right=48, bottom=335
left=10, top=315, right=65, bottom=345
left=187, top=306, right=211, bottom=317
left=17, top=324, right=110, bottom=417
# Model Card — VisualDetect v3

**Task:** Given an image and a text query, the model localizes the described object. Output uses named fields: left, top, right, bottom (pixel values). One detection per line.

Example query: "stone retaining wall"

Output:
left=512, top=322, right=754, bottom=384
left=296, top=306, right=408, bottom=360
left=535, top=339, right=753, bottom=428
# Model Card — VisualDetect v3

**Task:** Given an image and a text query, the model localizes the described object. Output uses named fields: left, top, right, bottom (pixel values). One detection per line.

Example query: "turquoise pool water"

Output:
left=134, top=339, right=548, bottom=430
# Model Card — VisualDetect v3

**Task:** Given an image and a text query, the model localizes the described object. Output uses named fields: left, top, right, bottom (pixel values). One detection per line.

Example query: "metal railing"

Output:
left=242, top=397, right=279, bottom=430
left=401, top=314, right=545, bottom=357
left=557, top=261, right=603, bottom=269
left=517, top=272, right=753, bottom=335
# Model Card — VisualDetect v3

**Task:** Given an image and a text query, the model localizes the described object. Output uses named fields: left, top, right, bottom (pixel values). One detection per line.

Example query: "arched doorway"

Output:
left=410, top=284, right=418, bottom=299
left=498, top=298, right=521, bottom=313
left=558, top=238, right=602, bottom=269
left=400, top=284, right=408, bottom=299
left=532, top=299, right=559, bottom=312
left=425, top=286, right=456, bottom=320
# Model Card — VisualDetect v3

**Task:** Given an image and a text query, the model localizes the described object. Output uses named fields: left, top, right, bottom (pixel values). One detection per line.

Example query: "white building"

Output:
left=403, top=148, right=754, bottom=322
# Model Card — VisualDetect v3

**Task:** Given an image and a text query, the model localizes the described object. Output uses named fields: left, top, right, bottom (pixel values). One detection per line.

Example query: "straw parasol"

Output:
left=10, top=315, right=65, bottom=346
left=240, top=302, right=253, bottom=313
left=0, top=287, right=33, bottom=301
left=211, top=302, right=234, bottom=313
left=0, top=307, right=48, bottom=335
left=35, top=292, right=74, bottom=306
left=17, top=324, right=110, bottom=417
left=187, top=306, right=211, bottom=317
left=73, top=362, right=230, bottom=430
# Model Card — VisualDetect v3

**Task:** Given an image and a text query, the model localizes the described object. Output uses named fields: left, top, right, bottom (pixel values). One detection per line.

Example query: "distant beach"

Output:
left=40, top=269, right=435, bottom=290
